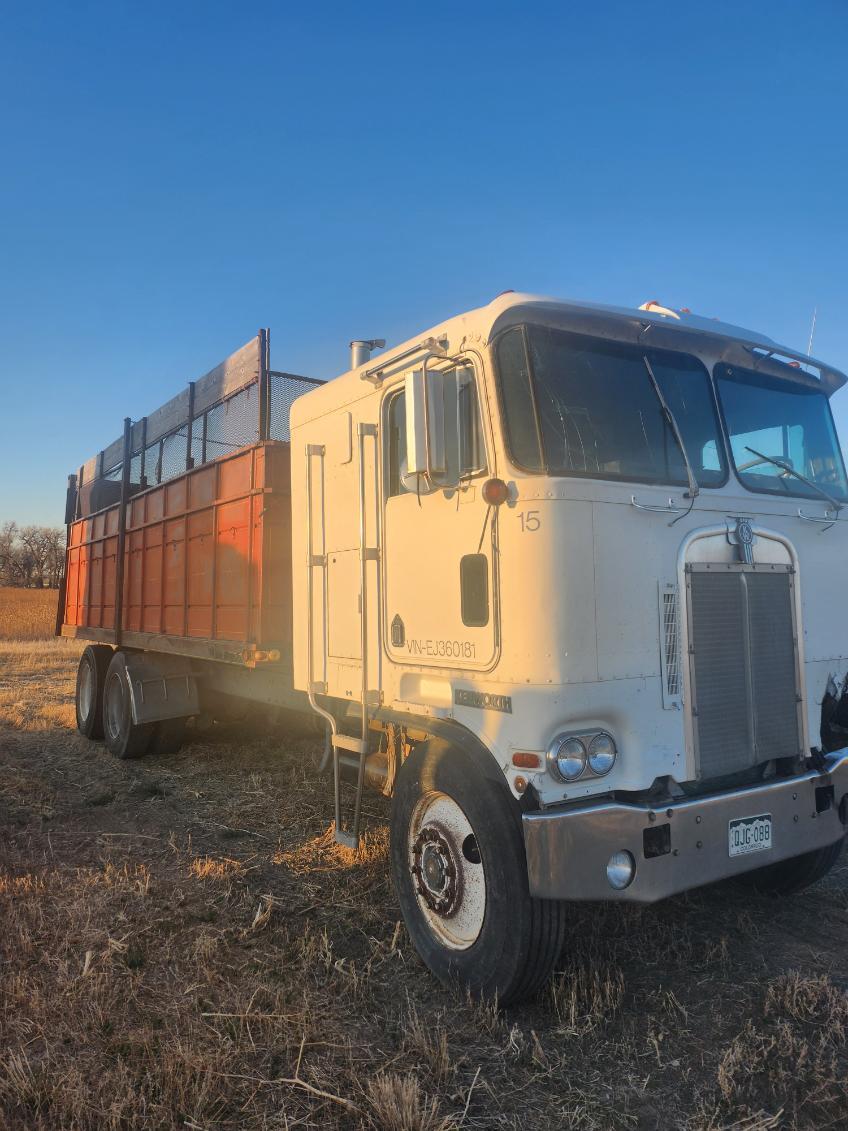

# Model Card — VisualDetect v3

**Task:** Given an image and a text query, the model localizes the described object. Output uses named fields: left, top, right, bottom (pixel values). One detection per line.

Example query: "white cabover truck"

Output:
left=64, top=293, right=848, bottom=1004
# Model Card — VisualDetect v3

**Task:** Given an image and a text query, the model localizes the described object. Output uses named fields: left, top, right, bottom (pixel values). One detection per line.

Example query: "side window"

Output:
left=460, top=553, right=489, bottom=626
left=456, top=368, right=485, bottom=478
left=441, top=365, right=486, bottom=483
left=386, top=390, right=407, bottom=498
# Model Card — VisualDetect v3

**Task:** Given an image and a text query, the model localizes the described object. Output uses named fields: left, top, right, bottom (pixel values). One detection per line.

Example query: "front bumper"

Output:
left=523, top=752, right=848, bottom=902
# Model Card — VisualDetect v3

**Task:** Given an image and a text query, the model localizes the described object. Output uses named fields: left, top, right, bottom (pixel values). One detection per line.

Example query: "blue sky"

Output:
left=1, top=1, right=847, bottom=525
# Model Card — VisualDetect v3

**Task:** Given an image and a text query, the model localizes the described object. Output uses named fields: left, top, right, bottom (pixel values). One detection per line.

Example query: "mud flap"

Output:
left=124, top=653, right=200, bottom=725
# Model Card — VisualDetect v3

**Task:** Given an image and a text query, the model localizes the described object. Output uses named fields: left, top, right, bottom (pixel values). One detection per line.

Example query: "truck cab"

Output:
left=290, top=293, right=848, bottom=1002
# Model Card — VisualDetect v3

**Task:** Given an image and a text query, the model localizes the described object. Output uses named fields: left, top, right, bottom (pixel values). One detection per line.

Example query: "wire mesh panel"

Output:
left=190, top=417, right=205, bottom=467
left=130, top=451, right=143, bottom=487
left=269, top=371, right=322, bottom=441
left=144, top=442, right=160, bottom=486
left=71, top=334, right=322, bottom=519
left=205, top=384, right=260, bottom=459
left=160, top=426, right=189, bottom=484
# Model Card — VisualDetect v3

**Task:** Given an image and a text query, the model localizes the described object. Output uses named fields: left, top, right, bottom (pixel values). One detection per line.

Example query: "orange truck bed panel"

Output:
left=62, top=442, right=293, bottom=663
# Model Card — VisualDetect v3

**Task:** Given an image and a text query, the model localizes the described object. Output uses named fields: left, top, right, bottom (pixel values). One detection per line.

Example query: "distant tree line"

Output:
left=0, top=522, right=65, bottom=589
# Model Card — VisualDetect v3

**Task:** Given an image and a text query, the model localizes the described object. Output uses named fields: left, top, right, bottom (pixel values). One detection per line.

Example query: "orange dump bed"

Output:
left=61, top=442, right=293, bottom=666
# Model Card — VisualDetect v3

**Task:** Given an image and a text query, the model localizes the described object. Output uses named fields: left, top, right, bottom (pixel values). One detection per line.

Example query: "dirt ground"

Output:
left=1, top=635, right=847, bottom=1130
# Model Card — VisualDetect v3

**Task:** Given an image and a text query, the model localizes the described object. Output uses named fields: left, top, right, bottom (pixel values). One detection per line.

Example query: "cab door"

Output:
left=382, top=363, right=497, bottom=675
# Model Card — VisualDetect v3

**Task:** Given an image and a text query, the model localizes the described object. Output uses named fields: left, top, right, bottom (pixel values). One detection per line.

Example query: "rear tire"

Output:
left=741, top=836, right=844, bottom=895
left=390, top=739, right=567, bottom=1005
left=75, top=645, right=112, bottom=739
left=102, top=651, right=156, bottom=759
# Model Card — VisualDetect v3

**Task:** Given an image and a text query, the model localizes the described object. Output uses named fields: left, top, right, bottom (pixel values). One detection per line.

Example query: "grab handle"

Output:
left=631, top=495, right=685, bottom=514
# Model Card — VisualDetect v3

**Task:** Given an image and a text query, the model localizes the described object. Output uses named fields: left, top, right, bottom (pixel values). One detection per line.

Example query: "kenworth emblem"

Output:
left=454, top=689, right=513, bottom=714
left=733, top=517, right=755, bottom=564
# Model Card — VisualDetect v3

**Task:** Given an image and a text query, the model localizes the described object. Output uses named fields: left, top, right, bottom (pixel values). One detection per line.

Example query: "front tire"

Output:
left=102, top=651, right=156, bottom=759
left=390, top=740, right=566, bottom=1005
left=75, top=645, right=112, bottom=739
left=741, top=836, right=844, bottom=896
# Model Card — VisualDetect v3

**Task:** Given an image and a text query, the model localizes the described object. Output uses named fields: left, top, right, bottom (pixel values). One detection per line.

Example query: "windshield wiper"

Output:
left=743, top=446, right=843, bottom=515
left=643, top=356, right=699, bottom=502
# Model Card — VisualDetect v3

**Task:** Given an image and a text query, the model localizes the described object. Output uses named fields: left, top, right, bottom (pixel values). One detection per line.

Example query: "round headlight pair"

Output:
left=546, top=731, right=617, bottom=782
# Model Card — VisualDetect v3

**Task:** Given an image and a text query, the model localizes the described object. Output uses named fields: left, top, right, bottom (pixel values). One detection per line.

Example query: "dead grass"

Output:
left=0, top=637, right=81, bottom=732
left=0, top=588, right=60, bottom=641
left=0, top=630, right=847, bottom=1129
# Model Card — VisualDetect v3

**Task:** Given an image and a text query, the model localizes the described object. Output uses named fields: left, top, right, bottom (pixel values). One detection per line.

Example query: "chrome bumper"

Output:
left=523, top=752, right=848, bottom=902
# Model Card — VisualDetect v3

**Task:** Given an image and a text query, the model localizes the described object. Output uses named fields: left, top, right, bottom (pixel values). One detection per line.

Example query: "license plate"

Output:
left=728, top=814, right=773, bottom=858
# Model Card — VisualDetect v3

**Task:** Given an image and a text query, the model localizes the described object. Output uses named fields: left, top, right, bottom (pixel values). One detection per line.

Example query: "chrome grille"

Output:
left=687, top=565, right=803, bottom=780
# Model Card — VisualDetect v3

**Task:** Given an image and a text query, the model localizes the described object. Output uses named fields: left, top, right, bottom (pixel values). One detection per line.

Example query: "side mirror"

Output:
left=404, top=368, right=447, bottom=491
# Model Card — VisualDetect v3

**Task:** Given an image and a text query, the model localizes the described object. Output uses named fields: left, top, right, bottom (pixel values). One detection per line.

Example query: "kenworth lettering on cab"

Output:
left=59, top=293, right=848, bottom=1003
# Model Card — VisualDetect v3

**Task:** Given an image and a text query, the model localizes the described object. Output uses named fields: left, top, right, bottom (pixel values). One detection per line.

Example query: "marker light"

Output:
left=547, top=735, right=587, bottom=782
left=512, top=752, right=541, bottom=770
left=482, top=478, right=509, bottom=506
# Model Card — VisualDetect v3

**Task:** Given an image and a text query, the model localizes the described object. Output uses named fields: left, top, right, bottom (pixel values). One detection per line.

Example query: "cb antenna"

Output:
left=807, top=306, right=817, bottom=356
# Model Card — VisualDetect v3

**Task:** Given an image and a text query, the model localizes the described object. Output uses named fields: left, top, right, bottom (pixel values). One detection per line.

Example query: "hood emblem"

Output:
left=730, top=516, right=755, bottom=564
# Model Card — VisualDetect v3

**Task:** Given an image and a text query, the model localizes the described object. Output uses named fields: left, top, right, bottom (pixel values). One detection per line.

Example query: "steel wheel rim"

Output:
left=79, top=660, right=94, bottom=721
left=104, top=671, right=124, bottom=743
left=409, top=791, right=486, bottom=950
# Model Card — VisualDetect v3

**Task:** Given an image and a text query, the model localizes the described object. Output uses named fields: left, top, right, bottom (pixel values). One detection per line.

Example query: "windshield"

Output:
left=494, top=324, right=726, bottom=487
left=715, top=364, right=848, bottom=503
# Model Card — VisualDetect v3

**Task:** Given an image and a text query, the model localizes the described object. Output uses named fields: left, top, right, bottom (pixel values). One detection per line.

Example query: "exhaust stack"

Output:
left=350, top=338, right=385, bottom=369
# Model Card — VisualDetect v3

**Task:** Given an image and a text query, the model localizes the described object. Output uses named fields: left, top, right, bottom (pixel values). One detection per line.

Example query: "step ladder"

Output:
left=305, top=424, right=380, bottom=850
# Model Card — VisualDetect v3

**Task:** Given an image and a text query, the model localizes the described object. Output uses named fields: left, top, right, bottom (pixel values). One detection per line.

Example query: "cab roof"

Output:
left=483, top=293, right=847, bottom=396
left=359, top=291, right=847, bottom=397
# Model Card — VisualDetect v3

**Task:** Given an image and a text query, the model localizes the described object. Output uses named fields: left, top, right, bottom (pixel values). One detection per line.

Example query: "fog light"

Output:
left=606, top=850, right=635, bottom=890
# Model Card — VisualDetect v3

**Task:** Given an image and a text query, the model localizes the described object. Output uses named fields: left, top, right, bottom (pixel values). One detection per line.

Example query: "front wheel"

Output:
left=390, top=740, right=566, bottom=1005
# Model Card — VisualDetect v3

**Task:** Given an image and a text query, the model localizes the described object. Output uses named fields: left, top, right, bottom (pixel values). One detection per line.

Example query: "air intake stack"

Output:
left=350, top=338, right=385, bottom=369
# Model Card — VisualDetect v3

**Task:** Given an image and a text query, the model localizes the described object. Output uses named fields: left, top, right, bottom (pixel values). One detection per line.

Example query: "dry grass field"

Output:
left=0, top=587, right=59, bottom=641
left=1, top=597, right=847, bottom=1129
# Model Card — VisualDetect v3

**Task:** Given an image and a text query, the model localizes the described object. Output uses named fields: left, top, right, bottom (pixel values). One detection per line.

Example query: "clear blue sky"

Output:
left=2, top=1, right=847, bottom=525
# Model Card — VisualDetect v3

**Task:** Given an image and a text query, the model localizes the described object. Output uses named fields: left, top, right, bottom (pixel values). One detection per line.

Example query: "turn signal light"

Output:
left=512, top=751, right=541, bottom=770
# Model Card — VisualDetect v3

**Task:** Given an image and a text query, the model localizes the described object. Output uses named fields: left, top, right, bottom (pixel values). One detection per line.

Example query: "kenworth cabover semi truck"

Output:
left=60, top=293, right=848, bottom=1004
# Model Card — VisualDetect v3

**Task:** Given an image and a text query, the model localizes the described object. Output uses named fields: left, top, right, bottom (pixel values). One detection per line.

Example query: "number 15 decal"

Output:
left=518, top=510, right=541, bottom=532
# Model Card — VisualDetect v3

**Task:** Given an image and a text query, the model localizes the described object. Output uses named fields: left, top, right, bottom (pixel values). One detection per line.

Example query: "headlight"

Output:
left=546, top=735, right=586, bottom=781
left=588, top=732, right=617, bottom=776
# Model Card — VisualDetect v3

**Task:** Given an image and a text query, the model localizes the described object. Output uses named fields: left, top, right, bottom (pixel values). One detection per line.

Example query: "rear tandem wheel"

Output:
left=102, top=650, right=157, bottom=759
left=75, top=644, right=113, bottom=739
